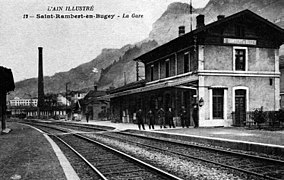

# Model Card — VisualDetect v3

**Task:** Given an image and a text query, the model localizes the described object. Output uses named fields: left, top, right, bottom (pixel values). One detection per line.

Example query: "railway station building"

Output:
left=108, top=10, right=284, bottom=127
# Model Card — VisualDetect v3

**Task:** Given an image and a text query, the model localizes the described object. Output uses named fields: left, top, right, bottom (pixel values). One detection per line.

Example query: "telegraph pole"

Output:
left=136, top=61, right=139, bottom=81
left=190, top=0, right=193, bottom=32
left=124, top=72, right=127, bottom=85
left=136, top=61, right=145, bottom=81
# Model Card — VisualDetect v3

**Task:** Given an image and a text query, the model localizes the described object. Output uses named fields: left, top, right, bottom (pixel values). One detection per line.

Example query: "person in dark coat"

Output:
left=147, top=109, right=155, bottom=130
left=157, top=107, right=166, bottom=128
left=136, top=109, right=145, bottom=130
left=192, top=104, right=199, bottom=128
left=167, top=107, right=175, bottom=128
left=85, top=111, right=89, bottom=123
left=180, top=106, right=189, bottom=128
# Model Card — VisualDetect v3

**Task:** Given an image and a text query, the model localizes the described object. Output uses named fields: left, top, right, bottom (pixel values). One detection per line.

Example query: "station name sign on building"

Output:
left=223, top=38, right=257, bottom=45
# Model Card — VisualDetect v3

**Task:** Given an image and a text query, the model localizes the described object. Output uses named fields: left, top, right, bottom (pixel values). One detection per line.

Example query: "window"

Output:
left=165, top=59, right=170, bottom=78
left=233, top=47, right=247, bottom=71
left=213, top=89, right=224, bottom=119
left=235, top=49, right=246, bottom=70
left=150, top=65, right=154, bottom=81
left=183, top=53, right=189, bottom=73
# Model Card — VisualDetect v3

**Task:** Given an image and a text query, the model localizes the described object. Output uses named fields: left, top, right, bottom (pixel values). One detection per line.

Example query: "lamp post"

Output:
left=199, top=97, right=204, bottom=107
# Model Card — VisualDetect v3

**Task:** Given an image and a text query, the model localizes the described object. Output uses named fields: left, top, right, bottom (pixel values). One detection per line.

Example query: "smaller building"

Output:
left=57, top=94, right=71, bottom=106
left=80, top=85, right=109, bottom=121
left=8, top=94, right=71, bottom=119
left=9, top=97, right=38, bottom=107
left=8, top=96, right=38, bottom=117
left=69, top=90, right=87, bottom=103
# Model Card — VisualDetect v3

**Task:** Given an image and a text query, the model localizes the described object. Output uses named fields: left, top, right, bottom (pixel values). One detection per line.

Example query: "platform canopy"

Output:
left=108, top=73, right=198, bottom=98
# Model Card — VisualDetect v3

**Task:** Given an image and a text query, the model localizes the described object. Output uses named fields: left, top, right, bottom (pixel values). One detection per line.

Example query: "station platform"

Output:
left=0, top=121, right=78, bottom=180
left=69, top=119, right=284, bottom=156
left=70, top=120, right=284, bottom=145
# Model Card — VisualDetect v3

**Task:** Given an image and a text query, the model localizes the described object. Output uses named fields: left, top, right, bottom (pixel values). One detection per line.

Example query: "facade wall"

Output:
left=10, top=98, right=38, bottom=107
left=153, top=61, right=159, bottom=80
left=204, top=46, right=232, bottom=70
left=160, top=60, right=166, bottom=79
left=169, top=55, right=176, bottom=76
left=198, top=76, right=279, bottom=127
left=177, top=51, right=185, bottom=74
left=145, top=65, right=150, bottom=81
left=190, top=50, right=197, bottom=71
left=57, top=95, right=70, bottom=106
left=204, top=46, right=276, bottom=72
left=145, top=49, right=198, bottom=82
left=280, top=68, right=284, bottom=92
left=92, top=105, right=102, bottom=120
left=248, top=48, right=275, bottom=71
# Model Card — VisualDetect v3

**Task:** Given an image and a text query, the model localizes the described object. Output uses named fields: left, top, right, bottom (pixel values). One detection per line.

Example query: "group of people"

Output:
left=136, top=105, right=198, bottom=130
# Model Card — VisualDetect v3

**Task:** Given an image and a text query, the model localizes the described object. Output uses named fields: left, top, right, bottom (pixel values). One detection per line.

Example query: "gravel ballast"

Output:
left=86, top=133, right=255, bottom=180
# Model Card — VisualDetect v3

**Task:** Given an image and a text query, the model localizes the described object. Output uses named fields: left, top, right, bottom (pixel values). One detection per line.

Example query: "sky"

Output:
left=0, top=0, right=209, bottom=82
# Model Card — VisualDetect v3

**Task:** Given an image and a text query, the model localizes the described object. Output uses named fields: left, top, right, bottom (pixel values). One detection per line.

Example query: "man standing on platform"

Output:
left=85, top=110, right=89, bottom=123
left=192, top=104, right=199, bottom=128
left=157, top=107, right=166, bottom=129
left=180, top=106, right=189, bottom=128
left=167, top=107, right=175, bottom=128
left=136, top=108, right=145, bottom=130
left=147, top=109, right=155, bottom=130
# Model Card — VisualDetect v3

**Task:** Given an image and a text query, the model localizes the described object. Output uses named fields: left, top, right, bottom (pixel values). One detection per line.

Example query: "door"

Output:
left=235, top=90, right=246, bottom=126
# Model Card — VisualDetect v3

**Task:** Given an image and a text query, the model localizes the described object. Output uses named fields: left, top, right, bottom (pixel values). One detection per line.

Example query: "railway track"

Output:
left=88, top=131, right=284, bottom=180
left=24, top=120, right=110, bottom=132
left=25, top=123, right=182, bottom=180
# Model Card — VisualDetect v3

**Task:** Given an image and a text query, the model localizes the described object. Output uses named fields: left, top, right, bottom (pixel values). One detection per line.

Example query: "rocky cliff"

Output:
left=149, top=0, right=284, bottom=45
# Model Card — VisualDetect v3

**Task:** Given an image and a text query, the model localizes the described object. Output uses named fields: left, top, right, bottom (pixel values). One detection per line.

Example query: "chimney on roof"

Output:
left=178, top=26, right=185, bottom=37
left=217, top=15, right=225, bottom=21
left=196, top=14, right=205, bottom=29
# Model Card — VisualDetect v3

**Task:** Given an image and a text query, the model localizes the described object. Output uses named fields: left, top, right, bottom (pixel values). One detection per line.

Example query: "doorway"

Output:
left=235, top=89, right=246, bottom=126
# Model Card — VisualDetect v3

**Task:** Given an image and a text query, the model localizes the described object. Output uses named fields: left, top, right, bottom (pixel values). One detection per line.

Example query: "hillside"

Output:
left=11, top=45, right=133, bottom=98
left=149, top=0, right=284, bottom=45
left=98, top=40, right=158, bottom=89
left=11, top=0, right=284, bottom=98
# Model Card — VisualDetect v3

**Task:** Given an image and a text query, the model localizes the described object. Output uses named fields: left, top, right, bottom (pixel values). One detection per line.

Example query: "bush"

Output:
left=276, top=109, right=284, bottom=122
left=251, top=107, right=266, bottom=129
